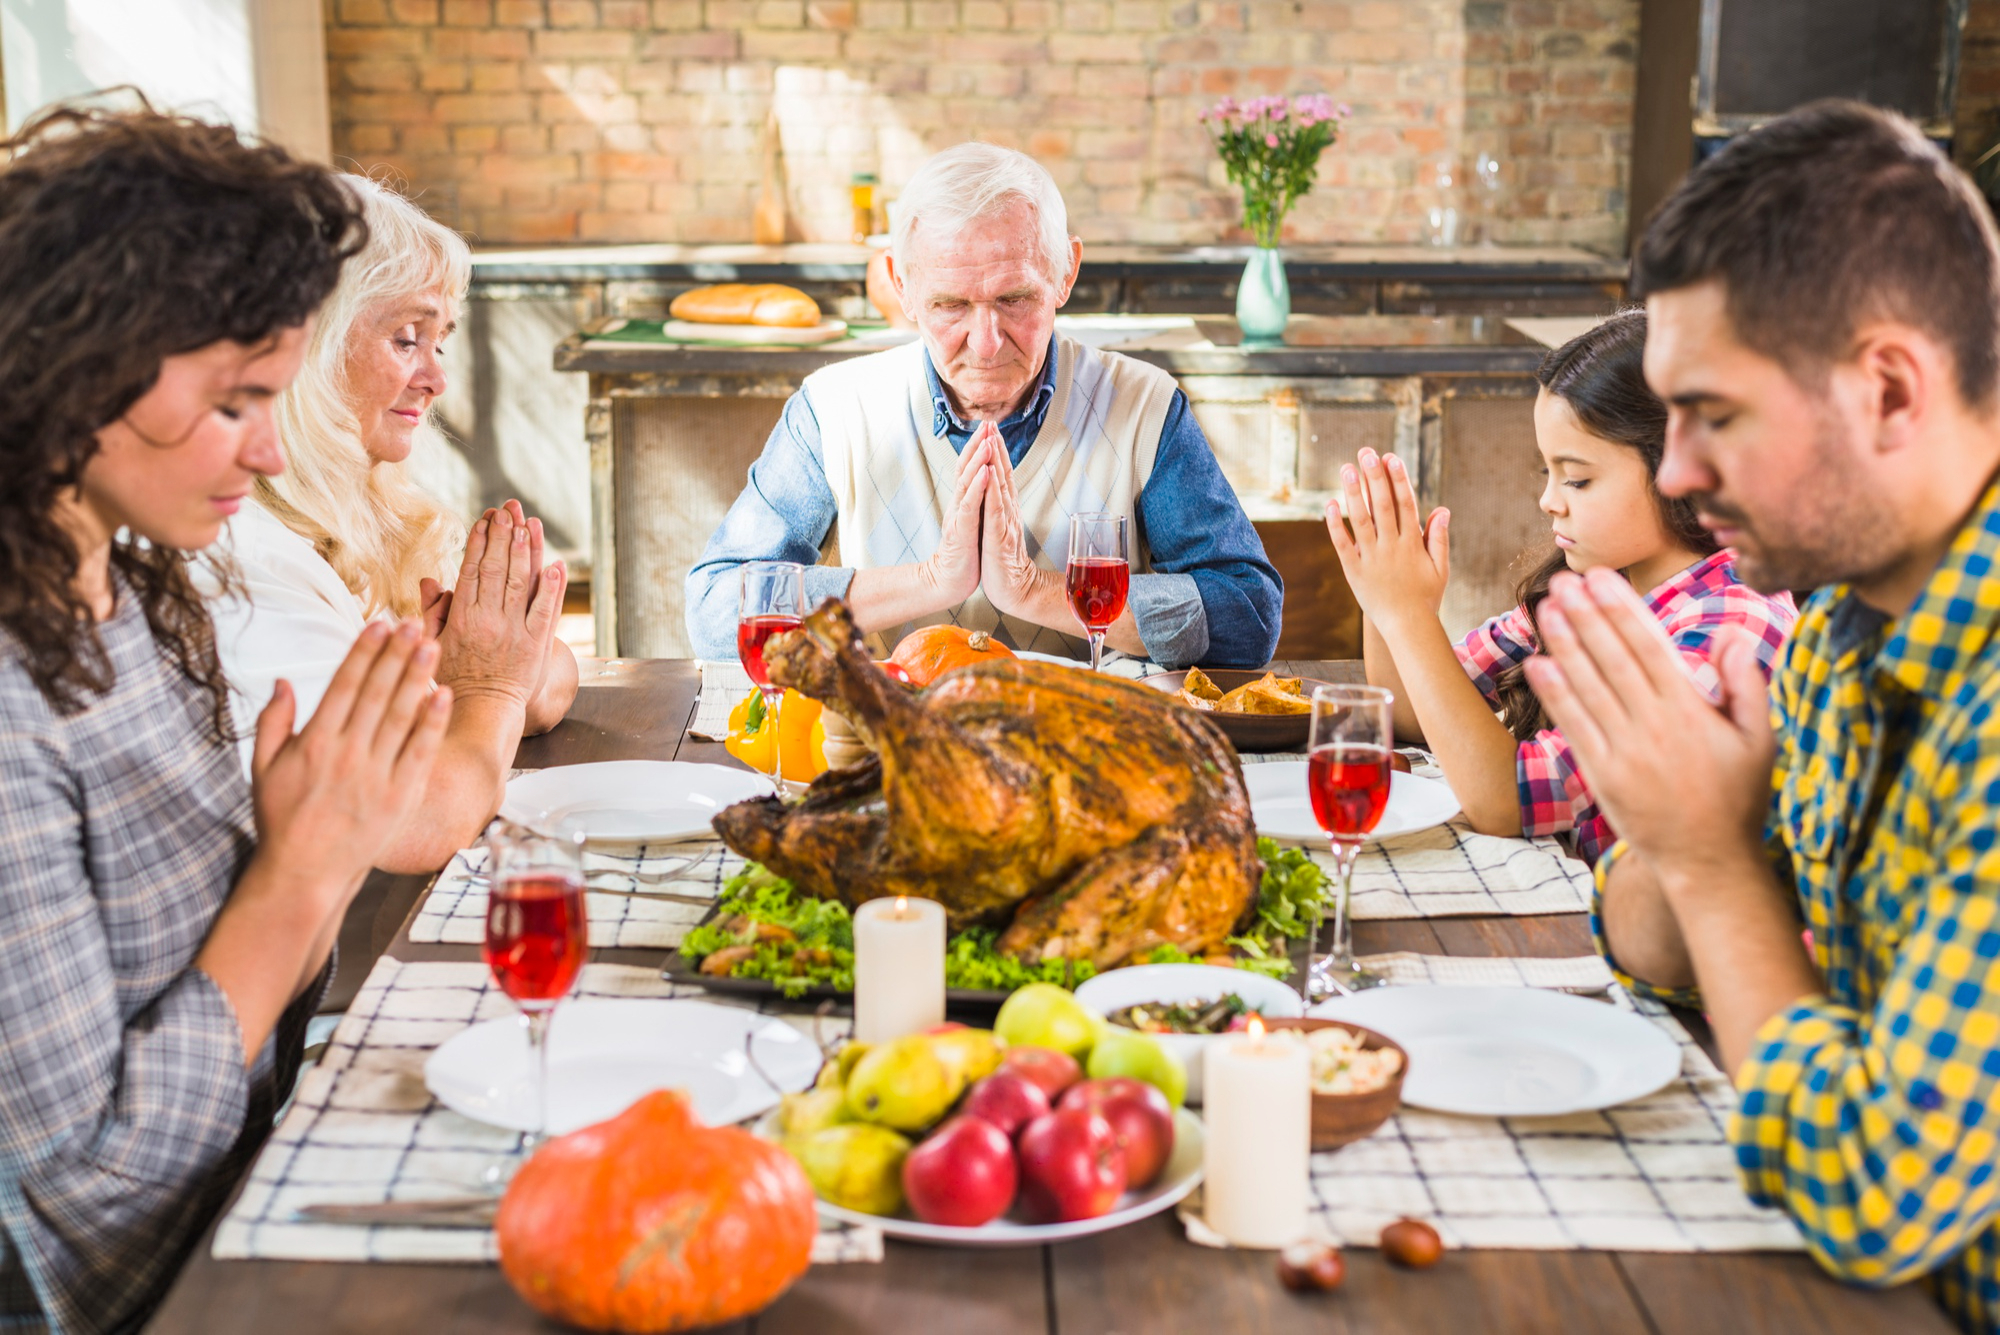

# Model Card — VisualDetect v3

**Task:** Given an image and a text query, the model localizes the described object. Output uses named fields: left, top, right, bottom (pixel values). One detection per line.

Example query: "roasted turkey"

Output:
left=712, top=599, right=1263, bottom=968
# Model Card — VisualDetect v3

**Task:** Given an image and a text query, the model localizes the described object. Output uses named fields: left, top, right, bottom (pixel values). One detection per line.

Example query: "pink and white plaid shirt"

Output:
left=1454, top=549, right=1796, bottom=864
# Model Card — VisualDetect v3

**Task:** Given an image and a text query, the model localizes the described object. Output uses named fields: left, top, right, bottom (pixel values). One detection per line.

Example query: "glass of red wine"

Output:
left=1305, top=684, right=1396, bottom=1000
left=1065, top=513, right=1129, bottom=672
left=738, top=560, right=806, bottom=789
left=482, top=820, right=588, bottom=1165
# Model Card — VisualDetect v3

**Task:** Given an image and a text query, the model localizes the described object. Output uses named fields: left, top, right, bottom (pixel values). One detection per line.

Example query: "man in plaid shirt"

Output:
left=1528, top=104, right=2000, bottom=1330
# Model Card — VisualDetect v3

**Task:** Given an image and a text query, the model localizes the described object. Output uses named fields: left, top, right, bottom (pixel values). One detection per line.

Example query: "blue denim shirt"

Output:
left=684, top=338, right=1283, bottom=668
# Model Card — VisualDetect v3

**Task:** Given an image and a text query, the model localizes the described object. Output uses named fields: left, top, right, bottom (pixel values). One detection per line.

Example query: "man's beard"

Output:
left=1690, top=412, right=1904, bottom=596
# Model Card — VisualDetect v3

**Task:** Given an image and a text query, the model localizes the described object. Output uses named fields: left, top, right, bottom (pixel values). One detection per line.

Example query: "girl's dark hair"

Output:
left=0, top=103, right=368, bottom=738
left=1494, top=308, right=1716, bottom=742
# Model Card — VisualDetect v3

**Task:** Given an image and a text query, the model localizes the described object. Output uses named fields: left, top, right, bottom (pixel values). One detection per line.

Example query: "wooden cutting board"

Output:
left=659, top=318, right=849, bottom=346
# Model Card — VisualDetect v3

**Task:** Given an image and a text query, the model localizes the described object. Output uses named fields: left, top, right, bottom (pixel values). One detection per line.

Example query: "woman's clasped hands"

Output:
left=422, top=498, right=567, bottom=723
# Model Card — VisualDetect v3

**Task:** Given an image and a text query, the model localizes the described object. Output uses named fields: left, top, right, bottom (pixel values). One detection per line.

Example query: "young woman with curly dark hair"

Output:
left=1324, top=311, right=1797, bottom=864
left=0, top=106, right=452, bottom=1334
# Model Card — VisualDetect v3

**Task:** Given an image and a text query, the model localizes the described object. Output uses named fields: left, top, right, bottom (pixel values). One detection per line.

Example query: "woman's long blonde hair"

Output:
left=258, top=175, right=468, bottom=617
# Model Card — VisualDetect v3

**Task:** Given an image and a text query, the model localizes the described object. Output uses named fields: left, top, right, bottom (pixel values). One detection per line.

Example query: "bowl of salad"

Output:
left=1073, top=964, right=1304, bottom=1105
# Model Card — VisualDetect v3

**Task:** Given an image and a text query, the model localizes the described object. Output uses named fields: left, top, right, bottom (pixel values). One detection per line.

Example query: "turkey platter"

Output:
left=713, top=600, right=1262, bottom=969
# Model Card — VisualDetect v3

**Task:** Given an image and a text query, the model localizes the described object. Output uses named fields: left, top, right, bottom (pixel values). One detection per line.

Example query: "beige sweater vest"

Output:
left=805, top=332, right=1179, bottom=657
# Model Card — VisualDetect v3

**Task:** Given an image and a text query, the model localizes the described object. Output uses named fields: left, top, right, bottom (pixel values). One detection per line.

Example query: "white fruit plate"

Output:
left=777, top=1108, right=1204, bottom=1248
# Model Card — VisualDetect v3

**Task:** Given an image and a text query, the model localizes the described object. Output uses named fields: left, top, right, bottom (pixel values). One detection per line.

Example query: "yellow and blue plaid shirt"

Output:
left=1595, top=482, right=2000, bottom=1332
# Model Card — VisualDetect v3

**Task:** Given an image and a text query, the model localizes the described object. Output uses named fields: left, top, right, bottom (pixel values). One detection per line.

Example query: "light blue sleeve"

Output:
left=683, top=388, right=857, bottom=660
left=1133, top=392, right=1285, bottom=668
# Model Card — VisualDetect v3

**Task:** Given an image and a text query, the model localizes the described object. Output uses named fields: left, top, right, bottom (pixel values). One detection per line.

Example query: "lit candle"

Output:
left=852, top=895, right=946, bottom=1043
left=1202, top=1017, right=1311, bottom=1248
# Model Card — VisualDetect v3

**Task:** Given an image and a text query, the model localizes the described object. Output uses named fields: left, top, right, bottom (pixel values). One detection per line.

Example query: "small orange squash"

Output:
left=496, top=1089, right=817, bottom=1332
left=888, top=625, right=1015, bottom=687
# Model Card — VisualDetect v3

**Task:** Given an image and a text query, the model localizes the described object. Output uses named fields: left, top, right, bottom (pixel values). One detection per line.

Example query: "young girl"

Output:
left=1325, top=309, right=1795, bottom=863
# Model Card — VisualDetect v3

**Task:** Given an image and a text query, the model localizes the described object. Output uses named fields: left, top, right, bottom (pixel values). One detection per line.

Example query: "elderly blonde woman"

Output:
left=208, top=177, right=578, bottom=873
left=685, top=142, right=1281, bottom=666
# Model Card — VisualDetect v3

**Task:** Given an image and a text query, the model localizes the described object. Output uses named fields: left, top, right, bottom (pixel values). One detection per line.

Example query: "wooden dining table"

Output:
left=149, top=657, right=1958, bottom=1335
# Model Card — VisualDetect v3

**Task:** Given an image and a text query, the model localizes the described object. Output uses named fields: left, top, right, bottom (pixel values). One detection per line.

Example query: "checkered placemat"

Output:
left=407, top=842, right=746, bottom=948
left=1182, top=953, right=1803, bottom=1254
left=1322, top=818, right=1592, bottom=919
left=407, top=812, right=1588, bottom=950
left=213, top=958, right=881, bottom=1266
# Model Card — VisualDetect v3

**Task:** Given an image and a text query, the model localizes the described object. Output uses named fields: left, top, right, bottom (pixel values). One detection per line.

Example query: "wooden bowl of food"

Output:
left=1265, top=1017, right=1407, bottom=1150
left=1144, top=669, right=1347, bottom=753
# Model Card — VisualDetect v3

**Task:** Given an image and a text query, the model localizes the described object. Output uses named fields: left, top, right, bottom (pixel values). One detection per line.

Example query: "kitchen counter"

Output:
left=475, top=241, right=1625, bottom=286
left=553, top=312, right=1550, bottom=381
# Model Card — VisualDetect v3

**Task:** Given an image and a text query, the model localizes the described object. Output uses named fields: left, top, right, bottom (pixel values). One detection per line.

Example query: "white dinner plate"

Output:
left=1012, top=649, right=1086, bottom=668
left=1307, top=986, right=1682, bottom=1116
left=500, top=761, right=773, bottom=842
left=809, top=1110, right=1205, bottom=1248
left=424, top=999, right=821, bottom=1135
left=1245, top=764, right=1461, bottom=844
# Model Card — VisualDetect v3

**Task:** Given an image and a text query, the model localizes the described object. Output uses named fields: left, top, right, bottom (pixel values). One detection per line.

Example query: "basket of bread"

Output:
left=1145, top=667, right=1343, bottom=752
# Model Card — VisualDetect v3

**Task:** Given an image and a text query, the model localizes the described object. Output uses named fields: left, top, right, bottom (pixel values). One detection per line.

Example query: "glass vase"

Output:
left=1236, top=246, right=1290, bottom=347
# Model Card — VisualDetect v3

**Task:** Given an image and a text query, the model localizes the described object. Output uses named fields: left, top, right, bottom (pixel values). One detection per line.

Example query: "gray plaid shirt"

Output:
left=0, top=588, right=320, bottom=1334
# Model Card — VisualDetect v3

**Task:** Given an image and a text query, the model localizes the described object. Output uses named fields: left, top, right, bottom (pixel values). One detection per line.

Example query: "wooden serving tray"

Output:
left=658, top=317, right=849, bottom=345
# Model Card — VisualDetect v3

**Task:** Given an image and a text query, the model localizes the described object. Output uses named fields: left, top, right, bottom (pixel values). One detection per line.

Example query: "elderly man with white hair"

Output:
left=685, top=142, right=1283, bottom=666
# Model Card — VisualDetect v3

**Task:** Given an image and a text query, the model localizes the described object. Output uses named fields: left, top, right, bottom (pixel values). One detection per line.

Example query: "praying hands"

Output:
left=1524, top=568, right=1820, bottom=1075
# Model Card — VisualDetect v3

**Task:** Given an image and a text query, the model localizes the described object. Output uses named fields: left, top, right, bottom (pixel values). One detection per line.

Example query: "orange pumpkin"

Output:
left=496, top=1090, right=817, bottom=1332
left=888, top=625, right=1015, bottom=687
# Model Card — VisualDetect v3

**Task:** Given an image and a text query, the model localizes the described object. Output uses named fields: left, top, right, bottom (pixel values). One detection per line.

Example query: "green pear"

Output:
left=927, top=1027, right=1002, bottom=1089
left=843, top=1035, right=958, bottom=1132
left=1087, top=1027, right=1188, bottom=1109
left=831, top=1040, right=873, bottom=1088
left=777, top=1086, right=852, bottom=1139
left=790, top=1123, right=912, bottom=1216
left=995, top=982, right=1102, bottom=1059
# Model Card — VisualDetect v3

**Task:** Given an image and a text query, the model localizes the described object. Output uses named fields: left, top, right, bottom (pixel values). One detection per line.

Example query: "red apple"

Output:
left=902, top=1116, right=1018, bottom=1227
left=1058, top=1077, right=1176, bottom=1188
left=962, top=1070, right=1052, bottom=1139
left=1002, top=1044, right=1084, bottom=1101
left=1016, top=1107, right=1127, bottom=1222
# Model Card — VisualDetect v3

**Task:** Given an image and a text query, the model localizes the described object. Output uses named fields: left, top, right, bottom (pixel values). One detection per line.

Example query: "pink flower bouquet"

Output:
left=1200, top=94, right=1351, bottom=247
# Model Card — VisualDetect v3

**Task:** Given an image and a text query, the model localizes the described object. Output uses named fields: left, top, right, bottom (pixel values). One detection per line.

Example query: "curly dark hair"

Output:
left=0, top=103, right=368, bottom=738
left=1493, top=309, right=1717, bottom=743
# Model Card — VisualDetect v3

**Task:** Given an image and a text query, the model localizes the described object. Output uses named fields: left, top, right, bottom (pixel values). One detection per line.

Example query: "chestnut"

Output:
left=1276, top=1241, right=1346, bottom=1293
left=1379, top=1217, right=1443, bottom=1269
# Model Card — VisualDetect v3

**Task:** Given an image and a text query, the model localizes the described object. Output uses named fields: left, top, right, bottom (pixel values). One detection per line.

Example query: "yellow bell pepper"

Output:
left=725, top=689, right=827, bottom=783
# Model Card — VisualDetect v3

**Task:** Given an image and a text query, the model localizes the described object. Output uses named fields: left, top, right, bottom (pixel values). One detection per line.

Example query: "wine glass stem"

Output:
left=1328, top=838, right=1361, bottom=969
left=1320, top=843, right=1368, bottom=971
left=762, top=686, right=784, bottom=787
left=522, top=1006, right=553, bottom=1152
left=1088, top=630, right=1105, bottom=672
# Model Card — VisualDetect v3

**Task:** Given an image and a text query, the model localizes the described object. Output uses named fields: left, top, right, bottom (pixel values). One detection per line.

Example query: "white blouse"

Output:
left=205, top=498, right=379, bottom=774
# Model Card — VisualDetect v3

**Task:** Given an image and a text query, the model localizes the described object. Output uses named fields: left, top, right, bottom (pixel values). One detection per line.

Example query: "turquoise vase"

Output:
left=1236, top=246, right=1290, bottom=346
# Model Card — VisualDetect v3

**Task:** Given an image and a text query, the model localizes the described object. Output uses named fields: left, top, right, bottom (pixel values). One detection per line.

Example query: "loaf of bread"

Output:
left=668, top=283, right=821, bottom=328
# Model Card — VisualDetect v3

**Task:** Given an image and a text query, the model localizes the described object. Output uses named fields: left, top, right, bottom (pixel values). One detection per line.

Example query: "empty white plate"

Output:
left=1307, top=985, right=1682, bottom=1116
left=1246, top=764, right=1461, bottom=844
left=500, top=761, right=773, bottom=842
left=424, top=999, right=821, bottom=1135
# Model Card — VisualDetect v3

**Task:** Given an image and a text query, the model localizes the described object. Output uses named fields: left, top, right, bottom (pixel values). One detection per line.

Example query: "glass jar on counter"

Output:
left=851, top=173, right=879, bottom=244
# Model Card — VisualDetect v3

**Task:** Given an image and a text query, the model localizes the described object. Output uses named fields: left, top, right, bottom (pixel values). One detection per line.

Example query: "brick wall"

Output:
left=325, top=0, right=1639, bottom=251
left=1957, top=0, right=2000, bottom=168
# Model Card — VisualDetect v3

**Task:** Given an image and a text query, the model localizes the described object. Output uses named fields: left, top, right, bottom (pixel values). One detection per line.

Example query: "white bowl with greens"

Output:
left=1075, top=964, right=1304, bottom=1105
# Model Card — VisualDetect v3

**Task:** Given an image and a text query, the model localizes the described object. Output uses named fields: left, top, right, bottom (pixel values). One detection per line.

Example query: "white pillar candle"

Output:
left=852, top=896, right=946, bottom=1043
left=1202, top=1018, right=1311, bottom=1248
